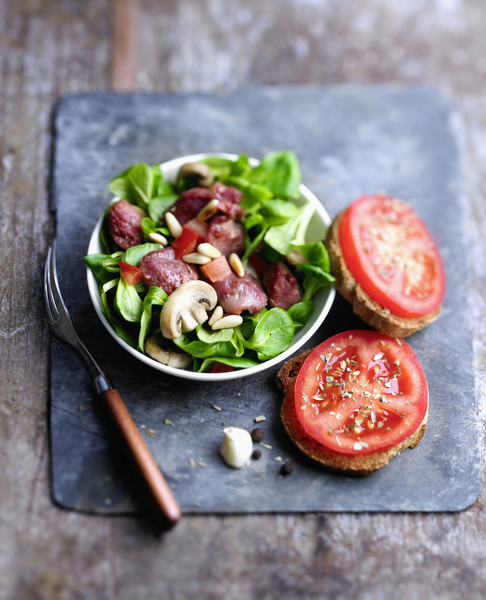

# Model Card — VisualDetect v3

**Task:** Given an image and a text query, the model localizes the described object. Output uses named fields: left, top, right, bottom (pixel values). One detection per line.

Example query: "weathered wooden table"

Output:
left=1, top=1, right=485, bottom=598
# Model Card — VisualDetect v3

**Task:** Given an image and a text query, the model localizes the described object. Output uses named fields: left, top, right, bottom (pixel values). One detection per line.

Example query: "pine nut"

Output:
left=148, top=232, right=168, bottom=246
left=197, top=199, right=219, bottom=221
left=211, top=315, right=243, bottom=330
left=197, top=242, right=221, bottom=258
left=229, top=253, right=245, bottom=277
left=165, top=211, right=183, bottom=238
left=208, top=305, right=224, bottom=326
left=182, top=252, right=212, bottom=265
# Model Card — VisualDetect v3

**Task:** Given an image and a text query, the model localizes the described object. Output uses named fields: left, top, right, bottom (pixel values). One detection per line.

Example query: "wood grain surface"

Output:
left=1, top=1, right=485, bottom=599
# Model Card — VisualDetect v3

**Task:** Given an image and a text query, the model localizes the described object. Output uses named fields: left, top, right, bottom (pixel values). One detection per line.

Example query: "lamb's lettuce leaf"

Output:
left=108, top=162, right=176, bottom=211
left=242, top=308, right=294, bottom=360
left=263, top=203, right=314, bottom=256
left=115, top=277, right=143, bottom=322
left=293, top=241, right=336, bottom=301
left=246, top=150, right=301, bottom=199
left=138, top=286, right=167, bottom=352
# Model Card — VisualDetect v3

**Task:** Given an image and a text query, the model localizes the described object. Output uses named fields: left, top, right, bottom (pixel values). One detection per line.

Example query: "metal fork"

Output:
left=43, top=241, right=181, bottom=528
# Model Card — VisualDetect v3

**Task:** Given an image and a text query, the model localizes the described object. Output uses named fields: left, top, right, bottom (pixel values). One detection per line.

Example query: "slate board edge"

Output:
left=48, top=85, right=481, bottom=515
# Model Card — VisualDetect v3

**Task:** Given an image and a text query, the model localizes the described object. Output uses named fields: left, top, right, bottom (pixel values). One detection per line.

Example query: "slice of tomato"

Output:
left=294, top=330, right=428, bottom=456
left=118, top=261, right=142, bottom=285
left=338, top=195, right=446, bottom=318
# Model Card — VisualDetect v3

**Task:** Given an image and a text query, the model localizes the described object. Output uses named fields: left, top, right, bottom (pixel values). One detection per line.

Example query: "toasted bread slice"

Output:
left=325, top=211, right=441, bottom=338
left=276, top=351, right=428, bottom=476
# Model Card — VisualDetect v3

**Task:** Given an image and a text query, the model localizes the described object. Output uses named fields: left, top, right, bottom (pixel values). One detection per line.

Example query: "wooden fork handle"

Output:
left=102, top=388, right=181, bottom=527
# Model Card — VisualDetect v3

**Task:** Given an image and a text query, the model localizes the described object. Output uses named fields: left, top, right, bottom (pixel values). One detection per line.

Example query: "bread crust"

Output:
left=276, top=352, right=428, bottom=476
left=325, top=211, right=441, bottom=338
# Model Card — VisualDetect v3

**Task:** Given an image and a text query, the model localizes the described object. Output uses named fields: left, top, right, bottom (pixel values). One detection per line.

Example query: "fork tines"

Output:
left=44, top=241, right=72, bottom=327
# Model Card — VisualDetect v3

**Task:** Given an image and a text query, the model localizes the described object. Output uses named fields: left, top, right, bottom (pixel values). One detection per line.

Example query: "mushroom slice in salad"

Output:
left=145, top=336, right=192, bottom=368
left=176, top=161, right=214, bottom=189
left=160, top=280, right=218, bottom=339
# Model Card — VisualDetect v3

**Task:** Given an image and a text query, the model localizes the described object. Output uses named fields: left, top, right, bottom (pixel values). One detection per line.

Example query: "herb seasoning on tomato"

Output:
left=294, top=330, right=428, bottom=456
left=338, top=195, right=446, bottom=318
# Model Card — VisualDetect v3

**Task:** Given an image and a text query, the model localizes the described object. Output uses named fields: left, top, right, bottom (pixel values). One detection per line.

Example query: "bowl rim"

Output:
left=86, top=152, right=335, bottom=381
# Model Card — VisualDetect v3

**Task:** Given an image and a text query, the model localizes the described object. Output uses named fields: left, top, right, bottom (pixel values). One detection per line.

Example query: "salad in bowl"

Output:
left=84, top=151, right=335, bottom=381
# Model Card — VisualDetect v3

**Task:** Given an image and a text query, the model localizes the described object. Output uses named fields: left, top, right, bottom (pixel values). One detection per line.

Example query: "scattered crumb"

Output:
left=164, top=419, right=174, bottom=426
left=274, top=456, right=283, bottom=462
left=254, top=415, right=266, bottom=423
left=78, top=405, right=84, bottom=412
left=145, top=428, right=156, bottom=437
left=212, top=405, right=222, bottom=412
left=188, top=458, right=195, bottom=468
left=198, top=458, right=207, bottom=468
left=259, top=442, right=272, bottom=450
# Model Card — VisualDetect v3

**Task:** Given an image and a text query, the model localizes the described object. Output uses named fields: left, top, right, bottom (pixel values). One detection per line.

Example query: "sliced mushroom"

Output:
left=145, top=336, right=192, bottom=369
left=160, top=280, right=218, bottom=339
left=285, top=248, right=306, bottom=266
left=176, top=161, right=214, bottom=188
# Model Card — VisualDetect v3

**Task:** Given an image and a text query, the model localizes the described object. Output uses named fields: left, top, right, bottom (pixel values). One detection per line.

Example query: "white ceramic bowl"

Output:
left=86, top=153, right=335, bottom=381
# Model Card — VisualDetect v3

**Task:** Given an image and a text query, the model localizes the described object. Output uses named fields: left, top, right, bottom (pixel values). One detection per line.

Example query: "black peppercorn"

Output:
left=280, top=463, right=294, bottom=476
left=251, top=427, right=264, bottom=442
left=252, top=449, right=262, bottom=460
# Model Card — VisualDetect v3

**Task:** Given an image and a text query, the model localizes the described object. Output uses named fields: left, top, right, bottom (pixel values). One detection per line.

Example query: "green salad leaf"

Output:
left=138, top=286, right=167, bottom=352
left=247, top=150, right=301, bottom=199
left=108, top=162, right=177, bottom=212
left=124, top=242, right=163, bottom=266
left=115, top=277, right=143, bottom=322
left=109, top=162, right=153, bottom=208
left=293, top=242, right=336, bottom=301
left=287, top=301, right=313, bottom=330
left=263, top=203, right=314, bottom=256
left=243, top=308, right=294, bottom=361
left=172, top=333, right=244, bottom=360
left=197, top=356, right=260, bottom=373
left=99, top=279, right=137, bottom=348
left=148, top=194, right=178, bottom=222
left=83, top=253, right=116, bottom=284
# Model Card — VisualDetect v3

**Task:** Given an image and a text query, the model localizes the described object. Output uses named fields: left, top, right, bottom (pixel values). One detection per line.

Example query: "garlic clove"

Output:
left=219, top=427, right=253, bottom=469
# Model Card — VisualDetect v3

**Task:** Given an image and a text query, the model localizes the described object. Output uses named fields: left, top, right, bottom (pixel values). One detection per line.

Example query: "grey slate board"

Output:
left=49, top=86, right=480, bottom=515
